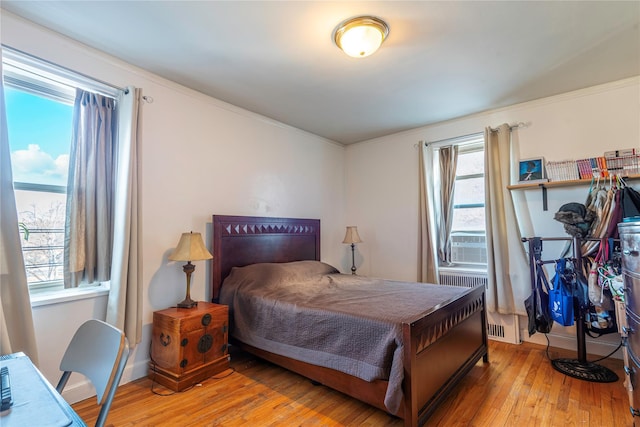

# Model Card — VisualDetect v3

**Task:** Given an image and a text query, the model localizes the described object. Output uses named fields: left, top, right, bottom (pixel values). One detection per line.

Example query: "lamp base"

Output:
left=176, top=297, right=198, bottom=309
left=177, top=262, right=198, bottom=308
left=350, top=243, right=357, bottom=275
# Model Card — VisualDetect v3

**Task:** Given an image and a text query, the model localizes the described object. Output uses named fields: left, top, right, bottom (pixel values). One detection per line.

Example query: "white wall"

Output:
left=1, top=11, right=347, bottom=401
left=3, top=9, right=639, bottom=401
left=346, top=77, right=640, bottom=353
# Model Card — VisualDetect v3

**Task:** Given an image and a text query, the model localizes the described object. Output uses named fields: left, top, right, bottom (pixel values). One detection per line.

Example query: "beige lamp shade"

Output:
left=342, top=226, right=362, bottom=244
left=168, top=232, right=213, bottom=262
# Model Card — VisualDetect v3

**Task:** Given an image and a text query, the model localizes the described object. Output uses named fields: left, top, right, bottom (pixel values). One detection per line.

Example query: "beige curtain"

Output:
left=484, top=124, right=530, bottom=315
left=64, top=90, right=116, bottom=287
left=418, top=142, right=438, bottom=283
left=437, top=146, right=459, bottom=264
left=106, top=87, right=142, bottom=347
left=0, top=56, right=39, bottom=362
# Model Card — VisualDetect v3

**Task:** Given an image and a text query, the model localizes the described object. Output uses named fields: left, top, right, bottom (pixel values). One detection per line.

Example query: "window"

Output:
left=3, top=48, right=118, bottom=292
left=450, top=139, right=486, bottom=266
left=432, top=134, right=487, bottom=268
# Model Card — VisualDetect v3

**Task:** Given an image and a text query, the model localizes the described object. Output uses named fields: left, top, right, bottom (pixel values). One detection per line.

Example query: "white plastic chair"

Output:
left=56, top=319, right=130, bottom=427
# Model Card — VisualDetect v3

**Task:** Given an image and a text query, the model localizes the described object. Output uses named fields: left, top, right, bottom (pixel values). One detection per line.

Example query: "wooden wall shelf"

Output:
left=507, top=174, right=640, bottom=191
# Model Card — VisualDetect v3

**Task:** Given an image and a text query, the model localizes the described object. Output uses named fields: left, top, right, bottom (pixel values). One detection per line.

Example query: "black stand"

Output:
left=349, top=243, right=357, bottom=275
left=525, top=236, right=618, bottom=383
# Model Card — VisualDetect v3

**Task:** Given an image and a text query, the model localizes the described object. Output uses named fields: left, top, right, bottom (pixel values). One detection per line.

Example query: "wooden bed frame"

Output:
left=211, top=215, right=488, bottom=427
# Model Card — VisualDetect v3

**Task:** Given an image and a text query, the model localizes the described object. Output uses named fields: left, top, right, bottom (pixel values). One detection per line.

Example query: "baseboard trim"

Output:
left=522, top=329, right=624, bottom=360
left=60, top=357, right=151, bottom=404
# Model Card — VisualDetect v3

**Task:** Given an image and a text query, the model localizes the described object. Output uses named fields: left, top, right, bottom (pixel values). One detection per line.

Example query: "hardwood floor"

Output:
left=73, top=340, right=632, bottom=426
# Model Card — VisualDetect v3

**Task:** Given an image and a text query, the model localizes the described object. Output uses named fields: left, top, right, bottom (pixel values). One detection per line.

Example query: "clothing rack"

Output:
left=522, top=236, right=619, bottom=383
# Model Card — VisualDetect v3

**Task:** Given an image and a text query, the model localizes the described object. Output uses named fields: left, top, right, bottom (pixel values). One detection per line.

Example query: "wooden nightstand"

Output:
left=149, top=301, right=229, bottom=391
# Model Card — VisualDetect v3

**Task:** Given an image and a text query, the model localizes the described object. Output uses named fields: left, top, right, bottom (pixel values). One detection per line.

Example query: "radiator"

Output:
left=438, top=270, right=522, bottom=344
left=439, top=270, right=488, bottom=287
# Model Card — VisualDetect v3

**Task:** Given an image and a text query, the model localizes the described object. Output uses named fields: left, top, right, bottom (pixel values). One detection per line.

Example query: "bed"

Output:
left=211, top=215, right=488, bottom=427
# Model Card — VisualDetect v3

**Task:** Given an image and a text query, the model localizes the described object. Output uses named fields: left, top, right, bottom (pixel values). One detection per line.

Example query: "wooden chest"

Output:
left=149, top=302, right=229, bottom=391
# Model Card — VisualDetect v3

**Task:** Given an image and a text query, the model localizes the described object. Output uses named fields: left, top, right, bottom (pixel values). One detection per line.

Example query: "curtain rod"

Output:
left=420, top=121, right=529, bottom=147
left=422, top=131, right=483, bottom=147
left=489, top=122, right=528, bottom=132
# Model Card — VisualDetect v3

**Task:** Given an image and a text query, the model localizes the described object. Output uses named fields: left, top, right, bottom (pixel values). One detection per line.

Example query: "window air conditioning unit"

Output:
left=450, top=234, right=487, bottom=265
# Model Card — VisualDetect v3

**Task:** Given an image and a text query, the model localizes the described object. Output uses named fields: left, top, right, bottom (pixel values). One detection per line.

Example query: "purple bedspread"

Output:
left=219, top=260, right=472, bottom=414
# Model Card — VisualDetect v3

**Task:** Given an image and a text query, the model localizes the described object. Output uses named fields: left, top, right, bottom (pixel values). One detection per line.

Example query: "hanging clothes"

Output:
left=582, top=179, right=617, bottom=256
left=620, top=177, right=640, bottom=219
left=604, top=187, right=623, bottom=239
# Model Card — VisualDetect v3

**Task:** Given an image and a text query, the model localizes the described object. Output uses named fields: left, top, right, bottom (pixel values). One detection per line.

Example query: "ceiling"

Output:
left=2, top=1, right=639, bottom=145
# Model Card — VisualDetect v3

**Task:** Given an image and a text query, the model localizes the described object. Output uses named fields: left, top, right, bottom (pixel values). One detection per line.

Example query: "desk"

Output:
left=0, top=352, right=87, bottom=427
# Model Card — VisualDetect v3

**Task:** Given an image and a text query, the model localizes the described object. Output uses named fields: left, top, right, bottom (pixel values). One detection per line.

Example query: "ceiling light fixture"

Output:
left=333, top=16, right=389, bottom=58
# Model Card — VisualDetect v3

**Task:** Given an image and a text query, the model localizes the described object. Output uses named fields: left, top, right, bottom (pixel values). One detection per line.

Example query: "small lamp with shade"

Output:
left=342, top=226, right=362, bottom=275
left=168, top=231, right=213, bottom=308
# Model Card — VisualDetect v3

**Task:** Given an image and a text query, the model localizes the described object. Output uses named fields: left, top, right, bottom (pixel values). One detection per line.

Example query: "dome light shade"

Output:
left=334, top=16, right=389, bottom=58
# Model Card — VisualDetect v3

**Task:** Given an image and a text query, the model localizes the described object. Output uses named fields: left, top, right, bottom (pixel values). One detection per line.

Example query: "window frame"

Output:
left=430, top=133, right=487, bottom=269
left=6, top=78, right=72, bottom=293
left=3, top=46, right=119, bottom=295
left=451, top=140, right=486, bottom=232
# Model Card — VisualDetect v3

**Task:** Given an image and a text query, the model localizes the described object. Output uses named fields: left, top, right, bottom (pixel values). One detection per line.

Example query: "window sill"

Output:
left=30, top=284, right=110, bottom=307
left=439, top=265, right=487, bottom=274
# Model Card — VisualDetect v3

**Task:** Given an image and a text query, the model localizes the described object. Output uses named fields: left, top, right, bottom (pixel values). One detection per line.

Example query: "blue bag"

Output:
left=549, top=259, right=574, bottom=326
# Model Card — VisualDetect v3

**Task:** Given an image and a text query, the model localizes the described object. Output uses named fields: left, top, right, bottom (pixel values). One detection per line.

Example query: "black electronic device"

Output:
left=1, top=366, right=13, bottom=411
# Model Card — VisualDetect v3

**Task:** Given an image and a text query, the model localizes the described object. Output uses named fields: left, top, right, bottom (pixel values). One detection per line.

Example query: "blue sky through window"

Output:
left=6, top=87, right=72, bottom=186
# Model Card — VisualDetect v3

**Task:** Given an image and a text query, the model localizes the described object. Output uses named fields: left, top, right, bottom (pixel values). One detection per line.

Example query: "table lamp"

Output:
left=342, top=226, right=362, bottom=275
left=168, top=231, right=213, bottom=308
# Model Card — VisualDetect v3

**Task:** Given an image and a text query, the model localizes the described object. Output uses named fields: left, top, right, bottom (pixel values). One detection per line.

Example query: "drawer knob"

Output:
left=202, top=313, right=212, bottom=326
left=160, top=333, right=171, bottom=347
left=180, top=359, right=188, bottom=368
left=198, top=334, right=213, bottom=353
